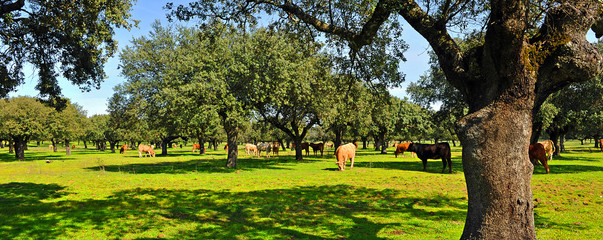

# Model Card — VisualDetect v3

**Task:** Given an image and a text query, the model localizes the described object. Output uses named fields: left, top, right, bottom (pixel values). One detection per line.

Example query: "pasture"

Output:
left=0, top=141, right=601, bottom=239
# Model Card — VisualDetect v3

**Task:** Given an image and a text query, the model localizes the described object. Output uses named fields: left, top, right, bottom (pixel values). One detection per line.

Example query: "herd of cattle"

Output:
left=110, top=138, right=603, bottom=173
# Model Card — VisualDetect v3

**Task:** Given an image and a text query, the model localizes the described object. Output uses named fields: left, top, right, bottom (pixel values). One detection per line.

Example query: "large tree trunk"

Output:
left=293, top=137, right=304, bottom=161
left=457, top=99, right=536, bottom=239
left=13, top=136, right=26, bottom=160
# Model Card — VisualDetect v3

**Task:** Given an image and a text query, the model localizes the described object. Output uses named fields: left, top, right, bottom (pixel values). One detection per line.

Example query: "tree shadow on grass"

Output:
left=87, top=156, right=322, bottom=174
left=350, top=160, right=464, bottom=174
left=0, top=152, right=77, bottom=162
left=0, top=183, right=467, bottom=239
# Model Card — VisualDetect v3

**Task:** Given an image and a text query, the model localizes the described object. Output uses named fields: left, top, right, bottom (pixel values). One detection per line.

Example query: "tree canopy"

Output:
left=0, top=0, right=137, bottom=104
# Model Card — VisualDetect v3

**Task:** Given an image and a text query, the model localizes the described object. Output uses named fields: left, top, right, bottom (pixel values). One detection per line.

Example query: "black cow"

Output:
left=407, top=142, right=452, bottom=173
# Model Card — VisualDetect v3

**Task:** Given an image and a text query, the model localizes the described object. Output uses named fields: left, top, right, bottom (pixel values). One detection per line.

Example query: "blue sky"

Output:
left=9, top=1, right=431, bottom=116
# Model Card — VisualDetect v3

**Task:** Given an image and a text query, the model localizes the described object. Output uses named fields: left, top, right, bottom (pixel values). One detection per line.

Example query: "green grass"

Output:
left=0, top=141, right=601, bottom=239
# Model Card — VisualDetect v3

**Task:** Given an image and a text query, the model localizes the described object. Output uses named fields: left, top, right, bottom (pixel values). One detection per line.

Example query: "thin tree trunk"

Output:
left=8, top=140, right=14, bottom=154
left=65, top=139, right=71, bottom=156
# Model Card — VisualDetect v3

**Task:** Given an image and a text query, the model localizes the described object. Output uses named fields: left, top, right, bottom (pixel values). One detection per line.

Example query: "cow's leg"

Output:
left=139, top=150, right=142, bottom=158
left=350, top=157, right=355, bottom=169
left=447, top=157, right=452, bottom=173
left=421, top=158, right=427, bottom=171
left=541, top=159, right=549, bottom=174
left=442, top=158, right=447, bottom=173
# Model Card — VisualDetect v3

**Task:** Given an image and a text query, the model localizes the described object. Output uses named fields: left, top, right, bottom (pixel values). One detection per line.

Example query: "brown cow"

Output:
left=394, top=142, right=415, bottom=158
left=310, top=142, right=324, bottom=156
left=71, top=144, right=75, bottom=149
left=224, top=143, right=228, bottom=152
left=336, top=143, right=358, bottom=171
left=119, top=144, right=128, bottom=154
left=529, top=143, right=549, bottom=174
left=599, top=139, right=603, bottom=152
left=245, top=144, right=258, bottom=156
left=172, top=143, right=177, bottom=148
left=49, top=145, right=53, bottom=150
left=538, top=140, right=555, bottom=161
left=291, top=142, right=310, bottom=156
left=272, top=142, right=280, bottom=156
left=192, top=144, right=201, bottom=153
left=138, top=144, right=155, bottom=158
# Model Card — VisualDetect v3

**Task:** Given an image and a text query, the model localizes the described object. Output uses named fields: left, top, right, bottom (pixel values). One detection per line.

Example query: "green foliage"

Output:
left=0, top=97, right=52, bottom=140
left=0, top=0, right=137, bottom=100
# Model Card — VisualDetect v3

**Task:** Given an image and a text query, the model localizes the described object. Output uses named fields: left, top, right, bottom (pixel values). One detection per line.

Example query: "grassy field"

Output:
left=0, top=140, right=601, bottom=239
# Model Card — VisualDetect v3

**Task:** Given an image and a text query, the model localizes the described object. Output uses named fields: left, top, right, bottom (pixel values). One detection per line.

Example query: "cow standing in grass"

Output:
left=257, top=143, right=272, bottom=158
left=393, top=142, right=415, bottom=158
left=529, top=143, right=549, bottom=174
left=119, top=144, right=128, bottom=154
left=336, top=142, right=357, bottom=171
left=538, top=140, right=555, bottom=161
left=138, top=144, right=155, bottom=158
left=407, top=142, right=452, bottom=173
left=310, top=142, right=324, bottom=156
left=192, top=144, right=201, bottom=153
left=245, top=144, right=257, bottom=156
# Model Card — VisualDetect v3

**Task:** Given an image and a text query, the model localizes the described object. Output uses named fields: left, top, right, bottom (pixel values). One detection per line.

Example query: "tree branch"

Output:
left=394, top=0, right=466, bottom=90
left=0, top=0, right=24, bottom=16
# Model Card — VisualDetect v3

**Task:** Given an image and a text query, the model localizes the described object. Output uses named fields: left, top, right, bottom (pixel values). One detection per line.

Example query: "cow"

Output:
left=394, top=142, right=415, bottom=158
left=324, top=142, right=333, bottom=150
left=272, top=142, right=280, bottom=156
left=172, top=143, right=177, bottom=148
left=599, top=139, right=603, bottom=152
left=192, top=144, right=201, bottom=153
left=224, top=143, right=228, bottom=152
left=49, top=145, right=53, bottom=150
left=291, top=142, right=310, bottom=156
left=529, top=143, right=550, bottom=174
left=538, top=140, right=555, bottom=162
left=407, top=142, right=452, bottom=173
left=245, top=144, right=258, bottom=156
left=310, top=142, right=324, bottom=156
left=119, top=144, right=128, bottom=154
left=138, top=144, right=156, bottom=158
left=336, top=142, right=358, bottom=171
left=257, top=143, right=272, bottom=158
left=71, top=144, right=75, bottom=149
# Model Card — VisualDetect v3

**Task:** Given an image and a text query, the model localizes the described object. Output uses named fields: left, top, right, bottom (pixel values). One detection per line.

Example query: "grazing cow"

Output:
left=538, top=140, right=555, bottom=162
left=324, top=142, right=333, bottom=150
left=49, top=145, right=53, bottom=150
left=394, top=142, right=415, bottom=158
left=599, top=139, right=603, bottom=152
left=172, top=143, right=177, bottom=148
left=407, top=142, right=452, bottom=173
left=309, top=142, right=324, bottom=156
left=272, top=142, right=280, bottom=156
left=224, top=143, right=228, bottom=152
left=71, top=144, right=75, bottom=149
left=138, top=144, right=155, bottom=158
left=291, top=142, right=310, bottom=156
left=529, top=143, right=550, bottom=174
left=119, top=144, right=128, bottom=154
left=336, top=143, right=358, bottom=171
left=245, top=144, right=258, bottom=156
left=257, top=143, right=272, bottom=158
left=192, top=144, right=201, bottom=153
